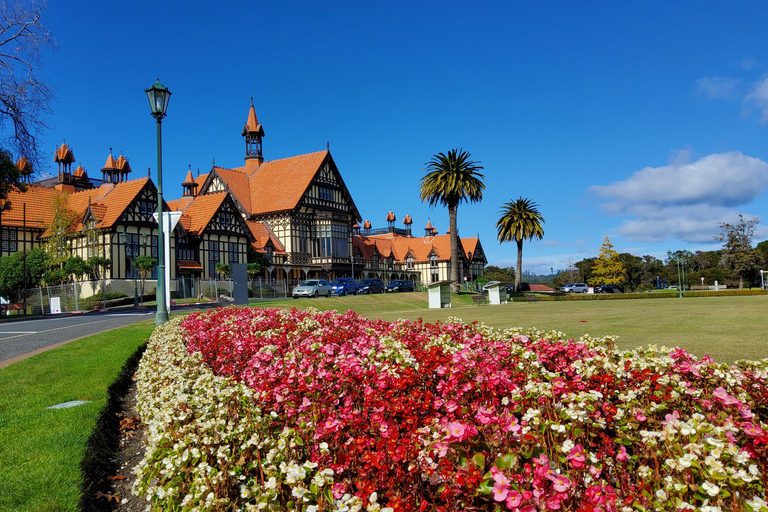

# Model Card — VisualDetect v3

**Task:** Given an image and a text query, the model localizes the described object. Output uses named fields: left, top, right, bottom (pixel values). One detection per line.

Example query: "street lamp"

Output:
left=145, top=79, right=171, bottom=325
left=121, top=232, right=148, bottom=307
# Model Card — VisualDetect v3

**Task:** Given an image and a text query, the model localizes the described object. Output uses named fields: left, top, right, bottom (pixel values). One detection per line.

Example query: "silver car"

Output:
left=292, top=279, right=333, bottom=298
left=561, top=283, right=589, bottom=293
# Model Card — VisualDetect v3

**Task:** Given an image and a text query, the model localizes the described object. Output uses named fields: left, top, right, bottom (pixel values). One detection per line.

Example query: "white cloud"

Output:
left=741, top=57, right=760, bottom=71
left=696, top=76, right=740, bottom=99
left=743, top=76, right=768, bottom=123
left=591, top=152, right=768, bottom=208
left=591, top=152, right=768, bottom=243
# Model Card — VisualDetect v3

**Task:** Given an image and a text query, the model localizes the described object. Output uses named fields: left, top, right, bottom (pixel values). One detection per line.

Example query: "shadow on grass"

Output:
left=79, top=343, right=147, bottom=511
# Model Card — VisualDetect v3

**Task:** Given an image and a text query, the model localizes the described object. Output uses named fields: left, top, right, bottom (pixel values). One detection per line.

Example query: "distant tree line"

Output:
left=551, top=216, right=767, bottom=291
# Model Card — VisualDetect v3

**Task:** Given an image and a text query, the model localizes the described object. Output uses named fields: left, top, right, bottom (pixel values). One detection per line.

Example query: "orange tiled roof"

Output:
left=116, top=154, right=131, bottom=173
left=357, top=232, right=466, bottom=264
left=54, top=143, right=75, bottom=164
left=16, top=156, right=32, bottom=174
left=0, top=185, right=57, bottom=230
left=67, top=177, right=151, bottom=231
left=182, top=170, right=196, bottom=186
left=210, top=166, right=252, bottom=212
left=246, top=220, right=286, bottom=255
left=403, top=214, right=412, bottom=225
left=168, top=191, right=227, bottom=235
left=101, top=151, right=117, bottom=171
left=386, top=210, right=396, bottom=222
left=462, top=237, right=479, bottom=259
left=167, top=196, right=195, bottom=212
left=248, top=150, right=329, bottom=214
left=243, top=99, right=264, bottom=136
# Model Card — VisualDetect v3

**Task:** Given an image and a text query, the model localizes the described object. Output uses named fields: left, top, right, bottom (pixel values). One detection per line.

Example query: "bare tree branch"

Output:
left=0, top=1, right=55, bottom=174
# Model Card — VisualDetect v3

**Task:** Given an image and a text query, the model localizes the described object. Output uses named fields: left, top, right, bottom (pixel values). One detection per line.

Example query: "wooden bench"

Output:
left=472, top=294, right=488, bottom=305
left=524, top=294, right=540, bottom=303
left=0, top=302, right=25, bottom=314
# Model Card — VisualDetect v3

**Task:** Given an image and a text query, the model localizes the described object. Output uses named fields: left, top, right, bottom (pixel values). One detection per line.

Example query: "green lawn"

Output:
left=0, top=322, right=154, bottom=512
left=251, top=292, right=768, bottom=364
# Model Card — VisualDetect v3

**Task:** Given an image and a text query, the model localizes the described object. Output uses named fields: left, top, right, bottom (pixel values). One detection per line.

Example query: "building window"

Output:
left=266, top=245, right=274, bottom=263
left=208, top=240, right=220, bottom=277
left=406, top=257, right=414, bottom=269
left=318, top=186, right=333, bottom=202
left=298, top=225, right=309, bottom=254
left=228, top=242, right=238, bottom=264
left=219, top=212, right=231, bottom=225
left=372, top=253, right=379, bottom=268
left=430, top=256, right=439, bottom=282
left=2, top=228, right=17, bottom=253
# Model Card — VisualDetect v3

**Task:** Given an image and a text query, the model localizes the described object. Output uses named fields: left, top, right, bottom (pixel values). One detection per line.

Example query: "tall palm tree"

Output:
left=420, top=149, right=485, bottom=292
left=496, top=197, right=545, bottom=292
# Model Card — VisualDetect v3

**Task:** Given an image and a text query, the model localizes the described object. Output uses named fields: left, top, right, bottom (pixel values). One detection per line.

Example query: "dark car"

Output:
left=357, top=278, right=385, bottom=294
left=506, top=282, right=531, bottom=293
left=330, top=278, right=358, bottom=296
left=386, top=280, right=414, bottom=292
left=594, top=284, right=624, bottom=294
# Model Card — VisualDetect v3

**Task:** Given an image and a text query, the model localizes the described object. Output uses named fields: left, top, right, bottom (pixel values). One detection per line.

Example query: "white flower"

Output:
left=701, top=481, right=720, bottom=497
left=561, top=439, right=575, bottom=453
left=655, top=489, right=667, bottom=501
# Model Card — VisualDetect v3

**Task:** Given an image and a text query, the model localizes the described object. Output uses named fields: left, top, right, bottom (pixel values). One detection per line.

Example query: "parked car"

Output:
left=386, top=280, right=414, bottom=292
left=292, top=279, right=333, bottom=298
left=506, top=282, right=530, bottom=293
left=594, top=284, right=624, bottom=294
left=330, top=278, right=358, bottom=296
left=560, top=283, right=589, bottom=293
left=357, top=278, right=385, bottom=294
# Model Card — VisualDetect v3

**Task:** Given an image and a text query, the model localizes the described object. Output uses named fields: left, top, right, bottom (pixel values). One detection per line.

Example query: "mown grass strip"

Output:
left=0, top=321, right=154, bottom=512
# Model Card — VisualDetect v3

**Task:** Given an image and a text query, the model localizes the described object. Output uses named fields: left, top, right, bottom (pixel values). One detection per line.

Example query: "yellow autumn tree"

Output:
left=589, top=236, right=627, bottom=286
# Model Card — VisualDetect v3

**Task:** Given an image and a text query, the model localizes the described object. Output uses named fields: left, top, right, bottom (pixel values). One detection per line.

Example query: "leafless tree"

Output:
left=0, top=1, right=54, bottom=172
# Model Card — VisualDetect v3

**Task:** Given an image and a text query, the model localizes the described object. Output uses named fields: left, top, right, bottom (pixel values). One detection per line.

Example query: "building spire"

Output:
left=243, top=97, right=265, bottom=172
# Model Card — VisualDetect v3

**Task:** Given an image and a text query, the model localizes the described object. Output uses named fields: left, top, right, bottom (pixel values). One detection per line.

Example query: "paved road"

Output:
left=0, top=310, right=157, bottom=368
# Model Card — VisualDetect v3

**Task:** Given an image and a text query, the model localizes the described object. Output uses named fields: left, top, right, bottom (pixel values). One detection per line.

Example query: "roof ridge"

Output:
left=261, top=149, right=327, bottom=165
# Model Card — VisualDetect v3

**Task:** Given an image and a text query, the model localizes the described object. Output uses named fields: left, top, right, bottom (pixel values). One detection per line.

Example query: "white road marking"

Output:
left=0, top=331, right=38, bottom=334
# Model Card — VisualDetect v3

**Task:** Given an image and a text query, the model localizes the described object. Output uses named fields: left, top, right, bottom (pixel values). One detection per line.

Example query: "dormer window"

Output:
left=406, top=256, right=414, bottom=269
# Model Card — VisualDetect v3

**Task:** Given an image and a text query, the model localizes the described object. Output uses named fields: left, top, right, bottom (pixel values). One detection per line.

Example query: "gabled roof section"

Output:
left=248, top=150, right=329, bottom=214
left=67, top=177, right=151, bottom=231
left=211, top=166, right=252, bottom=212
left=360, top=232, right=465, bottom=264
left=246, top=220, right=286, bottom=255
left=170, top=191, right=227, bottom=235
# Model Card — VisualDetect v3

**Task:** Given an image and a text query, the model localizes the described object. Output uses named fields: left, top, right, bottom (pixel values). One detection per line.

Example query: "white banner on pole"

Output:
left=152, top=211, right=182, bottom=310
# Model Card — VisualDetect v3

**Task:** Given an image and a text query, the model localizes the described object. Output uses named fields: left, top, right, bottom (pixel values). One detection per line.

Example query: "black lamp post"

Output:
left=121, top=232, right=148, bottom=307
left=145, top=79, right=171, bottom=325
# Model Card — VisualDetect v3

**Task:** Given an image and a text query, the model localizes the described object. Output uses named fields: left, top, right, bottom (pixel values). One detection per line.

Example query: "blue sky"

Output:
left=31, top=1, right=768, bottom=274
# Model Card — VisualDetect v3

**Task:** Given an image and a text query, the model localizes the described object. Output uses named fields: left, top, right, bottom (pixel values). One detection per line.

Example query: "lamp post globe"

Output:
left=145, top=79, right=171, bottom=325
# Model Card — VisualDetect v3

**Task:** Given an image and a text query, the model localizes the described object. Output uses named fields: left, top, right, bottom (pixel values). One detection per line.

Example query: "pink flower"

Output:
left=547, top=473, right=571, bottom=493
left=445, top=400, right=459, bottom=413
left=445, top=421, right=466, bottom=441
left=713, top=387, right=741, bottom=407
left=332, top=482, right=346, bottom=499
left=506, top=490, right=523, bottom=508
left=493, top=482, right=509, bottom=501
left=634, top=410, right=647, bottom=422
left=744, top=422, right=764, bottom=437
left=616, top=445, right=629, bottom=462
left=567, top=444, right=586, bottom=469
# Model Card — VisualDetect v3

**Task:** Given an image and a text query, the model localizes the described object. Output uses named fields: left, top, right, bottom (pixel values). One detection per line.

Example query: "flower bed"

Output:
left=133, top=307, right=768, bottom=511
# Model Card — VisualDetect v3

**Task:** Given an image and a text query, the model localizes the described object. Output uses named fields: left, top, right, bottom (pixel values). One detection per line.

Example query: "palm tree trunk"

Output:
left=449, top=203, right=460, bottom=293
left=516, top=239, right=523, bottom=291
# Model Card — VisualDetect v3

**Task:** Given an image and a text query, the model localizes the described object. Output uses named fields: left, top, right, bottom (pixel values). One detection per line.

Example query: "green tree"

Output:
left=0, top=148, right=26, bottom=199
left=0, top=1, right=55, bottom=170
left=496, top=197, right=545, bottom=292
left=135, top=255, right=156, bottom=303
left=88, top=256, right=111, bottom=295
left=589, top=236, right=627, bottom=286
left=215, top=263, right=232, bottom=297
left=63, top=255, right=90, bottom=283
left=0, top=247, right=47, bottom=295
left=420, top=149, right=485, bottom=292
left=483, top=265, right=515, bottom=283
left=42, top=191, right=78, bottom=268
left=715, top=214, right=760, bottom=290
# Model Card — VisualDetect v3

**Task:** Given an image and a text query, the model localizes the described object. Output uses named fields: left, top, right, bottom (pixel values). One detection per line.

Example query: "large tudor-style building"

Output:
left=0, top=100, right=486, bottom=294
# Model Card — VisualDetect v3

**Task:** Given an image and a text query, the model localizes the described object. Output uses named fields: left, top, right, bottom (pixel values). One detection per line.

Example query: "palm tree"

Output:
left=496, top=197, right=545, bottom=292
left=420, top=149, right=485, bottom=292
